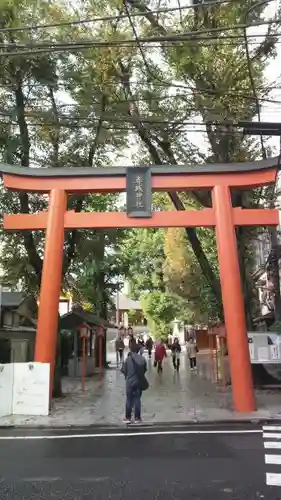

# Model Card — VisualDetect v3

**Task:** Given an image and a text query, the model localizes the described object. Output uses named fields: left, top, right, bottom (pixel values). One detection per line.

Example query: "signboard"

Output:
left=97, top=326, right=105, bottom=337
left=126, top=166, right=152, bottom=218
left=248, top=332, right=281, bottom=364
left=248, top=337, right=255, bottom=361
left=79, top=324, right=90, bottom=338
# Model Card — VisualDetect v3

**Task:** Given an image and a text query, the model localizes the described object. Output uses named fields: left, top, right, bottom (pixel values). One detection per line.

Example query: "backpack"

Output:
left=131, top=356, right=149, bottom=391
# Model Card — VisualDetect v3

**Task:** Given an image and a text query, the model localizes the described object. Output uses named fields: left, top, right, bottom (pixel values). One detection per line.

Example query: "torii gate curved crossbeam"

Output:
left=0, top=157, right=280, bottom=414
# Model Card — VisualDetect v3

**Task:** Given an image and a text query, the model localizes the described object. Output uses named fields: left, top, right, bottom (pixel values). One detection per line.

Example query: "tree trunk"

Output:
left=93, top=231, right=108, bottom=368
left=53, top=330, right=62, bottom=398
left=236, top=227, right=255, bottom=329
left=268, top=227, right=281, bottom=321
left=52, top=316, right=63, bottom=398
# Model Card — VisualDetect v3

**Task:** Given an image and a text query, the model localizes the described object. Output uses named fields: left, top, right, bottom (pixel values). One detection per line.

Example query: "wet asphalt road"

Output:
left=0, top=424, right=278, bottom=499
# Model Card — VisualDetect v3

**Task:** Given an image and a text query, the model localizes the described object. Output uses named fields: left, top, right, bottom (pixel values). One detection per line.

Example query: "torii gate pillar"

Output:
left=34, top=189, right=67, bottom=398
left=212, top=185, right=256, bottom=412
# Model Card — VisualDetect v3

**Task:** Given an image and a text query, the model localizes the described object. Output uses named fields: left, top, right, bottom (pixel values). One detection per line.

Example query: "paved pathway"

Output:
left=1, top=351, right=281, bottom=426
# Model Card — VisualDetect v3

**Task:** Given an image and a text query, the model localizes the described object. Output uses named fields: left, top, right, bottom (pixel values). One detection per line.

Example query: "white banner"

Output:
left=12, top=363, right=50, bottom=416
left=0, top=362, right=50, bottom=418
left=0, top=364, right=13, bottom=417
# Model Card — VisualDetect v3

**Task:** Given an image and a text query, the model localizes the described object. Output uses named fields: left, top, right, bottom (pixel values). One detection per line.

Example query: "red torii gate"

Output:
left=1, top=157, right=280, bottom=413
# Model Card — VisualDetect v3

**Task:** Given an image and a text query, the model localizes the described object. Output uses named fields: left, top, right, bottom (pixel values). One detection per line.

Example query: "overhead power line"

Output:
left=0, top=107, right=280, bottom=122
left=0, top=109, right=275, bottom=128
left=0, top=119, right=261, bottom=136
left=0, top=19, right=279, bottom=58
left=0, top=0, right=243, bottom=34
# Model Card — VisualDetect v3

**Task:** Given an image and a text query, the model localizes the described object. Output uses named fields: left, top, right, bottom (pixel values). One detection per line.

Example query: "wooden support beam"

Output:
left=233, top=208, right=279, bottom=226
left=4, top=209, right=216, bottom=230
left=3, top=207, right=279, bottom=231
left=3, top=166, right=277, bottom=193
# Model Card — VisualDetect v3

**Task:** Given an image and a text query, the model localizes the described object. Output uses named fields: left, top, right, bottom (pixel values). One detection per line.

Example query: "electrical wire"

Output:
left=0, top=108, right=280, bottom=122
left=0, top=0, right=247, bottom=34
left=0, top=109, right=277, bottom=128
left=0, top=19, right=280, bottom=59
left=13, top=98, right=281, bottom=113
left=2, top=74, right=281, bottom=111
left=2, top=37, right=281, bottom=58
left=0, top=2, right=278, bottom=148
left=2, top=84, right=280, bottom=109
left=3, top=78, right=281, bottom=103
left=1, top=118, right=249, bottom=134
left=1, top=32, right=280, bottom=46
left=243, top=0, right=277, bottom=160
left=111, top=0, right=281, bottom=146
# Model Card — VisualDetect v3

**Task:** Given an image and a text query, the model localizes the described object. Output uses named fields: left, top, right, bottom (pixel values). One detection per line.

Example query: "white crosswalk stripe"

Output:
left=263, top=425, right=281, bottom=486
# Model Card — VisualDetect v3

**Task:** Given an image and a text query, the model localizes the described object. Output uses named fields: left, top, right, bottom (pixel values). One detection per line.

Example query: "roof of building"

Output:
left=0, top=326, right=36, bottom=332
left=115, top=294, right=142, bottom=311
left=0, top=156, right=279, bottom=178
left=1, top=291, right=25, bottom=308
left=60, top=310, right=114, bottom=330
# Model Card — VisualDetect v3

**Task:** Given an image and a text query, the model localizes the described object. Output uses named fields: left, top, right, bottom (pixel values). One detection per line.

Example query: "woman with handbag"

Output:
left=154, top=340, right=167, bottom=373
left=186, top=337, right=198, bottom=371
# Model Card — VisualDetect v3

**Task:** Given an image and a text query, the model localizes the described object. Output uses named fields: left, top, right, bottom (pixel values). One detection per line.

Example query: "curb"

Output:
left=0, top=418, right=280, bottom=433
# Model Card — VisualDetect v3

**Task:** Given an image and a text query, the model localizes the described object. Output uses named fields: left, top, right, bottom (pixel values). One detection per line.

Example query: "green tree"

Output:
left=0, top=0, right=131, bottom=292
left=164, top=227, right=220, bottom=323
left=118, top=228, right=165, bottom=298
left=141, top=292, right=188, bottom=340
left=0, top=0, right=132, bottom=378
left=114, top=0, right=278, bottom=323
left=127, top=309, right=139, bottom=325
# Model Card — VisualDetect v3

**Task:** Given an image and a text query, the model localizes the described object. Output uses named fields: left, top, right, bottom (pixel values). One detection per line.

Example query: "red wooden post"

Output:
left=212, top=184, right=255, bottom=412
left=34, top=189, right=67, bottom=401
left=99, top=336, right=103, bottom=379
left=215, top=335, right=219, bottom=383
left=82, top=337, right=86, bottom=391
left=97, top=326, right=104, bottom=379
left=79, top=324, right=89, bottom=392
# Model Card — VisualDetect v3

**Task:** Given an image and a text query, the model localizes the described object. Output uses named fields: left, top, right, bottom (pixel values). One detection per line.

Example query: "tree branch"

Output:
left=88, top=94, right=107, bottom=166
left=119, top=64, right=222, bottom=309
left=48, top=86, right=60, bottom=167
left=63, top=197, right=84, bottom=274
left=126, top=0, right=166, bottom=34
left=14, top=72, right=43, bottom=282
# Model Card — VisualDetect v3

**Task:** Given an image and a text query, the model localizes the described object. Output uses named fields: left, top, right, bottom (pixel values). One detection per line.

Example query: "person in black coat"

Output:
left=171, top=337, right=181, bottom=371
left=145, top=336, right=153, bottom=358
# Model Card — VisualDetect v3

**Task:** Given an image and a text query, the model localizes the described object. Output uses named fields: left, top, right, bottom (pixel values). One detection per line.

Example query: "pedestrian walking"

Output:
left=186, top=337, right=198, bottom=371
left=137, top=336, right=145, bottom=355
left=154, top=340, right=167, bottom=373
left=121, top=343, right=148, bottom=424
left=167, top=333, right=173, bottom=350
left=115, top=335, right=125, bottom=366
left=171, top=337, right=181, bottom=371
left=145, top=336, right=153, bottom=358
left=128, top=332, right=138, bottom=352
